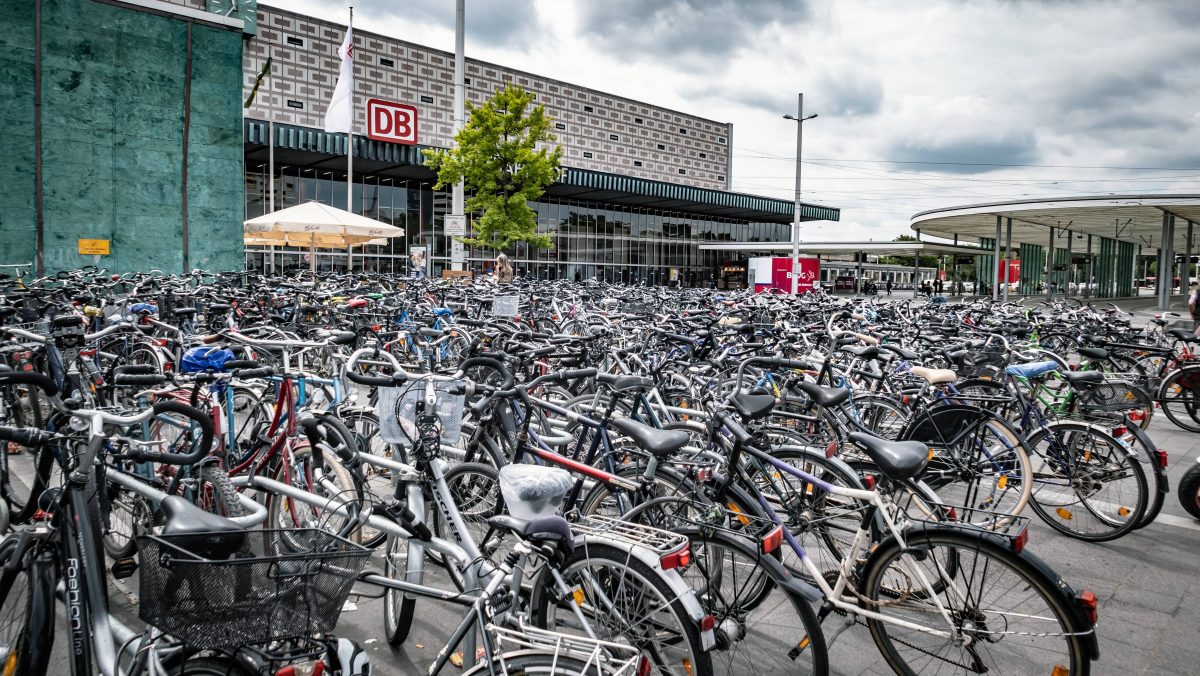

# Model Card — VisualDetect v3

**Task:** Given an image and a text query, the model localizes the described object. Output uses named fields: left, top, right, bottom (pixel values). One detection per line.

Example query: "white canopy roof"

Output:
left=244, top=201, right=403, bottom=247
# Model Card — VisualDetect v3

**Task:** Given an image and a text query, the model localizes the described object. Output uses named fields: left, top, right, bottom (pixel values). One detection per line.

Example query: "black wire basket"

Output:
left=136, top=529, right=369, bottom=651
left=1077, top=378, right=1147, bottom=412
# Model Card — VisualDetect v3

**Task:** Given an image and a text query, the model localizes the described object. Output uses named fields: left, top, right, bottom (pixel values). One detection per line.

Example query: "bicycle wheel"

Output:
left=383, top=532, right=422, bottom=646
left=167, top=655, right=254, bottom=675
left=102, top=476, right=148, bottom=558
left=530, top=541, right=714, bottom=676
left=1157, top=367, right=1200, bottom=432
left=1178, top=463, right=1200, bottom=520
left=433, top=462, right=510, bottom=591
left=622, top=501, right=829, bottom=676
left=0, top=536, right=54, bottom=676
left=1025, top=421, right=1148, bottom=541
left=861, top=528, right=1092, bottom=676
left=267, top=445, right=362, bottom=541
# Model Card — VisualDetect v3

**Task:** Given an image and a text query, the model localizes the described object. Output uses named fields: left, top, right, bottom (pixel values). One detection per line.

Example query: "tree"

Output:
left=423, top=84, right=563, bottom=250
left=878, top=234, right=940, bottom=268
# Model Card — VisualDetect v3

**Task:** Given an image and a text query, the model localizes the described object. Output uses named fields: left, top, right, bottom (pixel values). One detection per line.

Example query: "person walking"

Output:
left=495, top=253, right=514, bottom=284
left=1189, top=282, right=1200, bottom=333
left=886, top=278, right=893, bottom=296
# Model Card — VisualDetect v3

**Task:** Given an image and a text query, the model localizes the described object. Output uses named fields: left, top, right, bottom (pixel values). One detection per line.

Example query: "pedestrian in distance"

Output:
left=1188, top=282, right=1200, bottom=334
left=495, top=253, right=514, bottom=284
left=886, top=278, right=893, bottom=296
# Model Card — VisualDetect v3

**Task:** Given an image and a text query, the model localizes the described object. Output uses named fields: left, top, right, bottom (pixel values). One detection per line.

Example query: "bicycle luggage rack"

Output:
left=908, top=503, right=1031, bottom=538
left=488, top=624, right=643, bottom=674
left=571, top=514, right=689, bottom=555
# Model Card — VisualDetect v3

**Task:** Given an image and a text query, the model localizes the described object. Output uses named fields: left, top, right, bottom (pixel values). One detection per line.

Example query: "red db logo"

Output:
left=367, top=99, right=418, bottom=145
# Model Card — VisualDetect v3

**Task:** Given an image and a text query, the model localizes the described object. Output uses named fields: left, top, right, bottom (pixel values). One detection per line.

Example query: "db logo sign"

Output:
left=367, top=98, right=418, bottom=145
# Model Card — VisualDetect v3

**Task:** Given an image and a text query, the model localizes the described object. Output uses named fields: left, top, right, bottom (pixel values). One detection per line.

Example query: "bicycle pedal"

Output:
left=111, top=557, right=138, bottom=579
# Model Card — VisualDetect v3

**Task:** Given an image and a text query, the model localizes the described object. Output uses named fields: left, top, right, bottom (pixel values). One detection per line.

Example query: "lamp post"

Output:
left=784, top=95, right=818, bottom=296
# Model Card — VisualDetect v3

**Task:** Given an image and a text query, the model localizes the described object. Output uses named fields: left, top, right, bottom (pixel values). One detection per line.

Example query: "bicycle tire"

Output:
left=434, top=462, right=508, bottom=591
left=0, top=536, right=55, bottom=676
left=1156, top=367, right=1200, bottom=433
left=861, top=528, right=1092, bottom=676
left=382, top=532, right=422, bottom=646
left=1025, top=422, right=1148, bottom=541
left=1178, top=462, right=1200, bottom=520
left=529, top=541, right=714, bottom=676
left=166, top=655, right=255, bottom=675
left=266, top=444, right=362, bottom=541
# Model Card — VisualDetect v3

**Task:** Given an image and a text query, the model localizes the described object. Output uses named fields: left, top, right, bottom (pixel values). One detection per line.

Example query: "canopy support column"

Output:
left=1003, top=217, right=1012, bottom=301
left=992, top=216, right=1001, bottom=301
left=1085, top=235, right=1093, bottom=299
left=1184, top=221, right=1194, bottom=298
left=1158, top=212, right=1174, bottom=310
left=1045, top=226, right=1054, bottom=300
left=1065, top=230, right=1073, bottom=297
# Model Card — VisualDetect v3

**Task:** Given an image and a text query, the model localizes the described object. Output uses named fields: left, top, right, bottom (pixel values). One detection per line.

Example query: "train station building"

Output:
left=0, top=0, right=841, bottom=281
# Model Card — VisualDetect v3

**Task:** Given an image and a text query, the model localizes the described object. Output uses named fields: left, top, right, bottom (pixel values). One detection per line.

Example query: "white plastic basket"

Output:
left=492, top=295, right=519, bottom=317
left=376, top=380, right=465, bottom=447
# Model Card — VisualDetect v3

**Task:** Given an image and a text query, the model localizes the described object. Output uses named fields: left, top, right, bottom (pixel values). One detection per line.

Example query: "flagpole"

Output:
left=345, top=6, right=354, bottom=273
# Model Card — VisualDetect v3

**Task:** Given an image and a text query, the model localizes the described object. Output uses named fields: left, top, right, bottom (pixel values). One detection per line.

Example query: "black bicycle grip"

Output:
left=113, top=374, right=167, bottom=386
left=298, top=416, right=327, bottom=467
left=713, top=410, right=752, bottom=446
left=114, top=364, right=158, bottom=376
left=560, top=367, right=598, bottom=381
left=232, top=367, right=274, bottom=379
left=0, top=370, right=59, bottom=397
left=149, top=400, right=214, bottom=464
left=344, top=365, right=403, bottom=387
left=223, top=359, right=262, bottom=371
left=0, top=425, right=54, bottom=447
left=396, top=506, right=433, bottom=541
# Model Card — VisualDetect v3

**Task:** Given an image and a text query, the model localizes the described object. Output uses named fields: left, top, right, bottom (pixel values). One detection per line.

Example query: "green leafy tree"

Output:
left=423, top=84, right=562, bottom=250
left=879, top=234, right=941, bottom=268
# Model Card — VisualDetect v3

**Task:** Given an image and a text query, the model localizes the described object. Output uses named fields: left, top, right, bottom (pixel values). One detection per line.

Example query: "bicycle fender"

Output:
left=1014, top=547, right=1101, bottom=661
left=575, top=533, right=717, bottom=652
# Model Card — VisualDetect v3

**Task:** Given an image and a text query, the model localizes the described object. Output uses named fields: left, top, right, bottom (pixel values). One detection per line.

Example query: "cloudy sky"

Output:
left=291, top=0, right=1200, bottom=241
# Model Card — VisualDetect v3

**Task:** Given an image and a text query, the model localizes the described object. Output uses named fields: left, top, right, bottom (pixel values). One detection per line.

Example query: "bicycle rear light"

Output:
left=1077, top=590, right=1099, bottom=624
left=761, top=524, right=784, bottom=555
left=1155, top=450, right=1168, bottom=468
left=1012, top=525, right=1029, bottom=553
left=660, top=544, right=691, bottom=570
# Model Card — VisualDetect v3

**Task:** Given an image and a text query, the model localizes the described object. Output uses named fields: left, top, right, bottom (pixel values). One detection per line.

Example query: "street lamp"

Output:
left=783, top=94, right=818, bottom=296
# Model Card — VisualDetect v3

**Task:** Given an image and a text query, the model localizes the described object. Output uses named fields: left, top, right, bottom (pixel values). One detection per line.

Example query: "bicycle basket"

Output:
left=492, top=295, right=519, bottom=317
left=961, top=349, right=1008, bottom=377
left=1078, top=379, right=1145, bottom=412
left=376, top=380, right=465, bottom=446
left=136, top=529, right=369, bottom=651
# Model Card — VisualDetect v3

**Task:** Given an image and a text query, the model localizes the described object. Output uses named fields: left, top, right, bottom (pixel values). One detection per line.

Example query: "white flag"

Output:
left=323, top=25, right=354, bottom=133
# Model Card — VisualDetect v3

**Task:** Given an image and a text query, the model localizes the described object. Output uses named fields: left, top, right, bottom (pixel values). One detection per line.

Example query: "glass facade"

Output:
left=244, top=164, right=790, bottom=285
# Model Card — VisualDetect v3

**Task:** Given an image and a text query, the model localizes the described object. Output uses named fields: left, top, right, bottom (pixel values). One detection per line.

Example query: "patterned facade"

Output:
left=227, top=3, right=734, bottom=190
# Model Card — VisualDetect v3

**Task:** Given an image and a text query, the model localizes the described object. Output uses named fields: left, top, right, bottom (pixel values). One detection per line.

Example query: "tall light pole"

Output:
left=449, top=0, right=466, bottom=272
left=783, top=94, right=817, bottom=295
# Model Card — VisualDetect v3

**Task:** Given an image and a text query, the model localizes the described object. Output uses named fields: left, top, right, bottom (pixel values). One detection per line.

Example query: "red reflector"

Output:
left=1012, top=526, right=1029, bottom=553
left=1129, top=409, right=1146, bottom=421
left=699, top=614, right=715, bottom=632
left=1111, top=425, right=1128, bottom=437
left=823, top=439, right=838, bottom=459
left=1155, top=450, right=1168, bottom=468
left=312, top=663, right=325, bottom=676
left=946, top=507, right=958, bottom=522
left=761, top=524, right=784, bottom=555
left=901, top=395, right=911, bottom=405
left=275, top=668, right=295, bottom=676
left=695, top=466, right=713, bottom=483
left=371, top=324, right=382, bottom=332
left=862, top=474, right=877, bottom=490
left=637, top=656, right=652, bottom=676
left=80, top=349, right=97, bottom=357
left=1078, top=590, right=1098, bottom=624
left=660, top=546, right=691, bottom=570
left=1069, top=364, right=1078, bottom=371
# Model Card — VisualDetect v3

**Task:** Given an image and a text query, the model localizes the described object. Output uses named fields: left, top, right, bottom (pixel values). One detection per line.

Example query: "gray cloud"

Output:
left=812, top=72, right=883, bottom=117
left=347, top=0, right=543, bottom=48
left=576, top=0, right=811, bottom=63
left=886, top=132, right=1040, bottom=173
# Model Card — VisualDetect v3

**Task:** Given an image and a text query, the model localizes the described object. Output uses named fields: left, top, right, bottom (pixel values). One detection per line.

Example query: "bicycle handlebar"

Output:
left=0, top=369, right=59, bottom=397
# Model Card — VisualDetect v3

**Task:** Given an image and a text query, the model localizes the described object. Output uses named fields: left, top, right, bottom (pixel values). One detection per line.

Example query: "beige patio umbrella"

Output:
left=244, top=201, right=404, bottom=272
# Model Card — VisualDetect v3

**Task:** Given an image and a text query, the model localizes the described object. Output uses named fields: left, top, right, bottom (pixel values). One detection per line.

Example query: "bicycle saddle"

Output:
left=158, top=495, right=245, bottom=559
left=1078, top=347, right=1109, bottom=360
left=1061, top=370, right=1105, bottom=386
left=731, top=388, right=776, bottom=420
left=172, top=307, right=198, bottom=317
left=879, top=344, right=919, bottom=360
left=840, top=345, right=880, bottom=360
left=52, top=314, right=84, bottom=328
left=609, top=417, right=689, bottom=458
left=847, top=432, right=930, bottom=481
left=793, top=381, right=851, bottom=409
left=598, top=373, right=653, bottom=392
left=208, top=303, right=232, bottom=314
left=317, top=329, right=356, bottom=345
left=909, top=366, right=957, bottom=385
left=1169, top=329, right=1199, bottom=342
left=487, top=514, right=575, bottom=562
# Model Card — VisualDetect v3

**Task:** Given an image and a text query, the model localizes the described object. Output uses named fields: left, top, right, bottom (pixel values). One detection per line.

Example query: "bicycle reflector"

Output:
left=1156, top=450, right=1168, bottom=468
left=1077, top=590, right=1099, bottom=624
left=1012, top=525, right=1029, bottom=553
left=1111, top=425, right=1128, bottom=438
left=638, top=656, right=652, bottom=676
left=761, top=524, right=784, bottom=555
left=660, top=544, right=691, bottom=570
left=275, top=661, right=325, bottom=676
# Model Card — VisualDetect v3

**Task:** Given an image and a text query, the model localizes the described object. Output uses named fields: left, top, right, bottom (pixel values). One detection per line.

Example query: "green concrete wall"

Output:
left=0, top=0, right=243, bottom=274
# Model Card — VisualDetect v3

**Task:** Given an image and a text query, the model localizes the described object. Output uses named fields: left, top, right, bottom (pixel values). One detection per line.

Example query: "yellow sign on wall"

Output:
left=78, top=239, right=111, bottom=256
